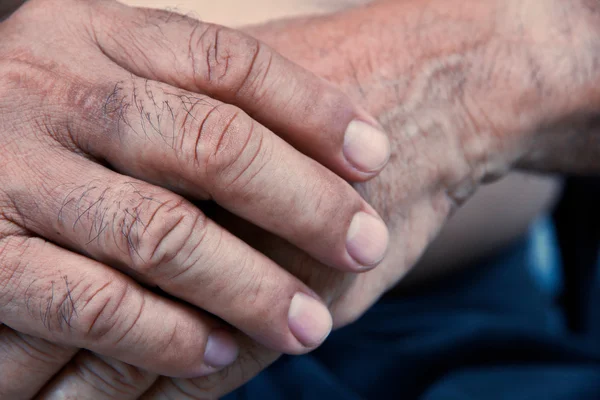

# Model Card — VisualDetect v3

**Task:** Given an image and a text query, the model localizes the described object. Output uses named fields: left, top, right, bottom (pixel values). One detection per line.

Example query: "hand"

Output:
left=0, top=0, right=392, bottom=392
left=155, top=0, right=600, bottom=396
left=12, top=0, right=600, bottom=398
left=247, top=0, right=600, bottom=322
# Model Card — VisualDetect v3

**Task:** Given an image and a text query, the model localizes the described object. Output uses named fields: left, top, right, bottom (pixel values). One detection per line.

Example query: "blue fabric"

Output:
left=225, top=236, right=600, bottom=400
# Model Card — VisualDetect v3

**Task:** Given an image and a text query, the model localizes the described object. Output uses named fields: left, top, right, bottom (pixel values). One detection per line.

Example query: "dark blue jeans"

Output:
left=226, top=234, right=600, bottom=400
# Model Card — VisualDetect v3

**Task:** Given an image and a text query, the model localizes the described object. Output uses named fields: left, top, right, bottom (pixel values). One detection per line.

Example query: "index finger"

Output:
left=90, top=1, right=390, bottom=181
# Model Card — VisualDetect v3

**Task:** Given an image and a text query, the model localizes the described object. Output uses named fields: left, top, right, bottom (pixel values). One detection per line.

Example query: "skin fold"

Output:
left=0, top=0, right=392, bottom=397
left=5, top=0, right=600, bottom=399
left=144, top=0, right=561, bottom=284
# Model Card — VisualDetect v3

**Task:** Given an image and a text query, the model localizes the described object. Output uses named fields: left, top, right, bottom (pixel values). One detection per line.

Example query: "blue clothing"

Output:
left=225, top=227, right=600, bottom=400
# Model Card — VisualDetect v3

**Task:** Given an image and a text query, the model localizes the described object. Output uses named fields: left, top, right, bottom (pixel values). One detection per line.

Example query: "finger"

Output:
left=9, top=153, right=334, bottom=353
left=90, top=2, right=390, bottom=180
left=138, top=213, right=346, bottom=400
left=141, top=334, right=280, bottom=400
left=0, top=234, right=237, bottom=378
left=0, top=326, right=77, bottom=400
left=37, top=351, right=157, bottom=400
left=75, top=74, right=389, bottom=272
left=208, top=207, right=354, bottom=308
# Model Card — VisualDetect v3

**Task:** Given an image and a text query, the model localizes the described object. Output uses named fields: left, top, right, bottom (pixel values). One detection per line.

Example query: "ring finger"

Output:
left=0, top=324, right=77, bottom=400
left=6, top=151, right=334, bottom=354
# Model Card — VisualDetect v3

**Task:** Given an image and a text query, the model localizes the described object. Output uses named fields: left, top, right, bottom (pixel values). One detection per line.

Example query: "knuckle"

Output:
left=185, top=101, right=230, bottom=167
left=195, top=24, right=261, bottom=94
left=71, top=352, right=155, bottom=397
left=202, top=110, right=270, bottom=194
left=124, top=195, right=207, bottom=280
left=75, top=279, right=131, bottom=343
left=235, top=41, right=275, bottom=103
left=55, top=181, right=208, bottom=282
left=195, top=104, right=242, bottom=165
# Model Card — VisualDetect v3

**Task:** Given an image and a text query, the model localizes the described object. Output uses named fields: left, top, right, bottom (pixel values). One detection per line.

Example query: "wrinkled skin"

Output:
left=0, top=0, right=397, bottom=396
left=247, top=0, right=600, bottom=326
left=4, top=0, right=600, bottom=399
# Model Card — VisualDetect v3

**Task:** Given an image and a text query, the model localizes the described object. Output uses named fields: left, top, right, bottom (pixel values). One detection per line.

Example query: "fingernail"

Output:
left=346, top=211, right=389, bottom=268
left=198, top=330, right=239, bottom=376
left=343, top=120, right=390, bottom=173
left=196, top=364, right=220, bottom=377
left=288, top=292, right=333, bottom=348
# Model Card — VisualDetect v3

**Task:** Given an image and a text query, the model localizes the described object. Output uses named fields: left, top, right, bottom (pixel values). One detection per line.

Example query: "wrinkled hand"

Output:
left=9, top=0, right=600, bottom=398
left=0, top=0, right=393, bottom=396
left=247, top=0, right=600, bottom=325
left=165, top=0, right=600, bottom=397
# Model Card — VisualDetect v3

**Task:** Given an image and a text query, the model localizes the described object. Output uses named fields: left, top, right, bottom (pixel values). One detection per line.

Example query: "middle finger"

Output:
left=72, top=74, right=389, bottom=272
left=8, top=152, right=334, bottom=354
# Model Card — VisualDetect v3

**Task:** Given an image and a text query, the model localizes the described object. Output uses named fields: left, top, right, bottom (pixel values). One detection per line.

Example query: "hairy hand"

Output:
left=155, top=0, right=600, bottom=397
left=246, top=0, right=600, bottom=323
left=7, top=0, right=600, bottom=398
left=0, top=0, right=392, bottom=396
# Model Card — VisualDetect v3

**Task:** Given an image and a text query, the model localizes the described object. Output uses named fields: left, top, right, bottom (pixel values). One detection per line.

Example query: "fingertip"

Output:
left=191, top=330, right=239, bottom=377
left=345, top=211, right=389, bottom=270
left=343, top=120, right=391, bottom=176
left=287, top=292, right=333, bottom=351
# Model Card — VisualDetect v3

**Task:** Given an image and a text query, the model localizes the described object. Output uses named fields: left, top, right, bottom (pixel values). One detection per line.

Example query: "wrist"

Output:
left=510, top=0, right=600, bottom=173
left=250, top=0, right=526, bottom=185
left=251, top=0, right=600, bottom=179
